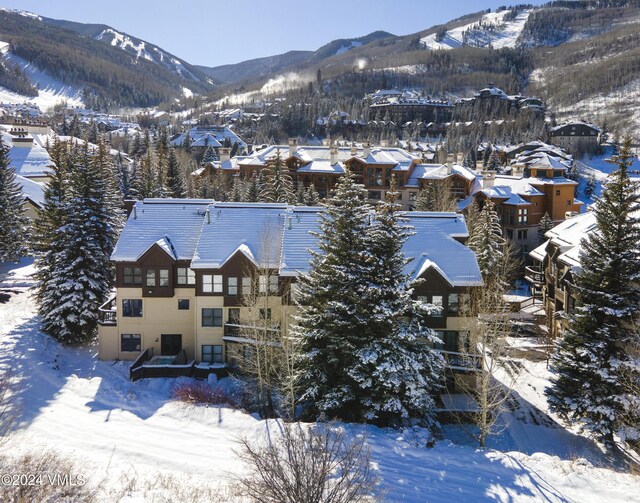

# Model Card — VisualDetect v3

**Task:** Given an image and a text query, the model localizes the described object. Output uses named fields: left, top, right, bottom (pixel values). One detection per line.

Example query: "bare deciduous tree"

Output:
left=235, top=422, right=377, bottom=503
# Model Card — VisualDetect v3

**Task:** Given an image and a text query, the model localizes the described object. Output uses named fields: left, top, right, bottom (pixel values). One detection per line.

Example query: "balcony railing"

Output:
left=223, top=323, right=280, bottom=338
left=436, top=350, right=482, bottom=372
left=524, top=265, right=544, bottom=286
left=98, top=296, right=117, bottom=325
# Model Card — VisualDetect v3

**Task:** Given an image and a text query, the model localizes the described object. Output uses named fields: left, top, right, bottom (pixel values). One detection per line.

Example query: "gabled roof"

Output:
left=7, top=143, right=53, bottom=178
left=111, top=199, right=213, bottom=262
left=15, top=174, right=44, bottom=207
left=191, top=203, right=286, bottom=269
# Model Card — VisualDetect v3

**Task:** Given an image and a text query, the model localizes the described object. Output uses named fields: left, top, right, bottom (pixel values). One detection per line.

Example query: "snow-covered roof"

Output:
left=111, top=199, right=214, bottom=262
left=111, top=201, right=482, bottom=287
left=404, top=213, right=482, bottom=286
left=191, top=203, right=286, bottom=269
left=482, top=176, right=545, bottom=198
left=549, top=120, right=601, bottom=134
left=6, top=142, right=53, bottom=178
left=406, top=163, right=478, bottom=187
left=15, top=174, right=44, bottom=207
left=530, top=240, right=548, bottom=262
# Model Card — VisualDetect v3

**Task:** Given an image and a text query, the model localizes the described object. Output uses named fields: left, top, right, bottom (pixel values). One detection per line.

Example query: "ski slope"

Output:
left=421, top=9, right=531, bottom=50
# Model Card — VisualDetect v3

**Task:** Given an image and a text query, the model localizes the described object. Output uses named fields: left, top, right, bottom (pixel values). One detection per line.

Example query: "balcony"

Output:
left=436, top=350, right=482, bottom=372
left=524, top=265, right=544, bottom=287
left=98, top=296, right=117, bottom=325
left=223, top=323, right=280, bottom=340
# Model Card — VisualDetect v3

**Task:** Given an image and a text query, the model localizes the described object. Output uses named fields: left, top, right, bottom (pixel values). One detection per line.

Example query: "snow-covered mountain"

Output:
left=0, top=9, right=217, bottom=110
left=420, top=9, right=532, bottom=50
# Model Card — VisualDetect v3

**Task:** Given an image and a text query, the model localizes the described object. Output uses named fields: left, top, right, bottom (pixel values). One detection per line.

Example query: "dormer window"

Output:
left=146, top=270, right=156, bottom=287
left=203, top=274, right=223, bottom=293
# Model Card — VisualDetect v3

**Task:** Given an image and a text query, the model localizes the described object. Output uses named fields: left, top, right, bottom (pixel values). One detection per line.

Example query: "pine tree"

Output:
left=414, top=184, right=434, bottom=212
left=585, top=174, right=597, bottom=199
left=303, top=184, right=320, bottom=206
left=0, top=141, right=29, bottom=262
left=467, top=201, right=506, bottom=291
left=260, top=149, right=294, bottom=203
left=296, top=184, right=305, bottom=205
left=538, top=212, right=553, bottom=245
left=166, top=147, right=187, bottom=198
left=245, top=173, right=260, bottom=202
left=546, top=137, right=640, bottom=446
left=35, top=141, right=122, bottom=343
left=347, top=178, right=443, bottom=426
left=293, top=168, right=373, bottom=421
left=201, top=145, right=218, bottom=164
left=230, top=177, right=243, bottom=202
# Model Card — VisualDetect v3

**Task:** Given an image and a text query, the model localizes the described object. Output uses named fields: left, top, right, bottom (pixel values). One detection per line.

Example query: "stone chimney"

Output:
left=288, top=137, right=298, bottom=158
left=219, top=147, right=231, bottom=162
left=456, top=152, right=464, bottom=165
left=350, top=146, right=358, bottom=157
left=363, top=141, right=371, bottom=158
left=446, top=153, right=455, bottom=175
left=481, top=169, right=496, bottom=188
left=330, top=144, right=339, bottom=165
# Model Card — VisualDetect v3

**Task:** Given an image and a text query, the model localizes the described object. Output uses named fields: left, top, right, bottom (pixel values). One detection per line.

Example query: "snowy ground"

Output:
left=1, top=259, right=640, bottom=502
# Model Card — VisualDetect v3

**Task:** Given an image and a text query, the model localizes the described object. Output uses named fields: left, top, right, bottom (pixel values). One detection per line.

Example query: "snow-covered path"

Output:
left=1, top=259, right=640, bottom=501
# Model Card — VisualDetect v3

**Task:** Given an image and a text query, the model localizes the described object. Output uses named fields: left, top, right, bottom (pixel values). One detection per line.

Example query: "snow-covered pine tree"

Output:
left=230, top=177, right=243, bottom=202
left=414, top=184, right=434, bottom=211
left=0, top=141, right=29, bottom=262
left=296, top=183, right=305, bottom=205
left=585, top=174, right=597, bottom=199
left=35, top=141, right=122, bottom=342
left=467, top=201, right=506, bottom=291
left=546, top=137, right=640, bottom=446
left=537, top=212, right=553, bottom=245
left=303, top=184, right=320, bottom=206
left=293, top=168, right=373, bottom=421
left=245, top=173, right=260, bottom=202
left=348, top=177, right=443, bottom=427
left=201, top=145, right=218, bottom=164
left=166, top=147, right=187, bottom=198
left=260, top=149, right=294, bottom=203
left=134, top=148, right=165, bottom=199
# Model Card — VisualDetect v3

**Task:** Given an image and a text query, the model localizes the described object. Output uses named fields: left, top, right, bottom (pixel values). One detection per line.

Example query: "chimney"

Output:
left=363, top=141, right=371, bottom=158
left=380, top=139, right=389, bottom=148
left=481, top=169, right=496, bottom=188
left=350, top=146, right=358, bottom=157
left=456, top=153, right=464, bottom=165
left=288, top=137, right=298, bottom=158
left=446, top=153, right=454, bottom=175
left=219, top=147, right=231, bottom=162
left=330, top=145, right=339, bottom=165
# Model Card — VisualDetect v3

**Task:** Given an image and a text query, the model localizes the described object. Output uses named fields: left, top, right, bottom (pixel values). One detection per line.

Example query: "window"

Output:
left=121, top=334, right=141, bottom=352
left=242, top=277, right=252, bottom=295
left=146, top=270, right=156, bottom=287
left=122, top=299, right=142, bottom=317
left=269, top=275, right=278, bottom=294
left=228, top=308, right=240, bottom=324
left=202, top=274, right=223, bottom=293
left=556, top=190, right=561, bottom=196
left=260, top=308, right=272, bottom=320
left=259, top=275, right=267, bottom=294
left=517, top=229, right=528, bottom=241
left=567, top=200, right=572, bottom=206
left=409, top=191, right=417, bottom=203
left=202, top=345, right=223, bottom=364
left=517, top=208, right=528, bottom=225
left=506, top=229, right=514, bottom=240
left=202, top=308, right=223, bottom=327
left=159, top=269, right=169, bottom=287
left=228, top=277, right=238, bottom=295
left=178, top=299, right=190, bottom=310
left=123, top=267, right=141, bottom=285
left=431, top=295, right=443, bottom=317
left=368, top=190, right=381, bottom=201
left=177, top=267, right=195, bottom=285
left=447, top=293, right=459, bottom=315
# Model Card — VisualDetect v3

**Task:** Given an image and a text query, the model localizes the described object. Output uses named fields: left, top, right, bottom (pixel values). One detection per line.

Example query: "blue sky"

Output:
left=0, top=1, right=547, bottom=67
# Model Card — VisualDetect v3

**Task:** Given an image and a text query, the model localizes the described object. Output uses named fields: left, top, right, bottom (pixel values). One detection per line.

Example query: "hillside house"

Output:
left=97, top=199, right=483, bottom=390
left=548, top=121, right=600, bottom=154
